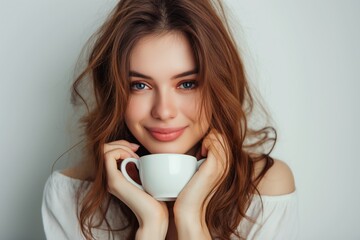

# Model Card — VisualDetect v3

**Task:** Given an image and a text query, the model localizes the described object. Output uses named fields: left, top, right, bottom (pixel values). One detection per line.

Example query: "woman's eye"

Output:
left=178, top=81, right=198, bottom=90
left=130, top=82, right=149, bottom=90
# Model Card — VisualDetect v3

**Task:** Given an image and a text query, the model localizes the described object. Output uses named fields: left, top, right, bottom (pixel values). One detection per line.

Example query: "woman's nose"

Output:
left=151, top=90, right=177, bottom=120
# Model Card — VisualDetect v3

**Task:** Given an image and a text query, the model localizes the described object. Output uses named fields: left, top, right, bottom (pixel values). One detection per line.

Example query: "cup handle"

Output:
left=196, top=158, right=206, bottom=170
left=120, top=158, right=144, bottom=191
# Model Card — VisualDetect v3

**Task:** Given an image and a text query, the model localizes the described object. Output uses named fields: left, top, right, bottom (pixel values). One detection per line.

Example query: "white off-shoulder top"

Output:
left=42, top=171, right=298, bottom=239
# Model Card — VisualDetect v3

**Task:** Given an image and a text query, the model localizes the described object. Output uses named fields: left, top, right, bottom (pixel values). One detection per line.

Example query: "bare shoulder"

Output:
left=255, top=158, right=296, bottom=196
left=61, top=160, right=95, bottom=181
left=62, top=167, right=82, bottom=179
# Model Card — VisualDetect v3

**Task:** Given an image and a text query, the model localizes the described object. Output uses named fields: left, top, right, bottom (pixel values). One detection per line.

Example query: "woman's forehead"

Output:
left=129, top=32, right=196, bottom=78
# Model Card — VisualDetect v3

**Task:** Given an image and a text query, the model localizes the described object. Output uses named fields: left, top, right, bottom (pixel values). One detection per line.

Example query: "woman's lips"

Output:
left=146, top=127, right=187, bottom=142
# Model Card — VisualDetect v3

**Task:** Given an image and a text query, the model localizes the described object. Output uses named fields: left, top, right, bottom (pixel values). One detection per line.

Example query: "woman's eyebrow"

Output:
left=129, top=71, right=151, bottom=79
left=171, top=69, right=198, bottom=79
left=129, top=69, right=198, bottom=80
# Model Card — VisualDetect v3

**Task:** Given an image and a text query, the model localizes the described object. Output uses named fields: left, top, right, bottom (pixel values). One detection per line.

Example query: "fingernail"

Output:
left=131, top=143, right=140, bottom=149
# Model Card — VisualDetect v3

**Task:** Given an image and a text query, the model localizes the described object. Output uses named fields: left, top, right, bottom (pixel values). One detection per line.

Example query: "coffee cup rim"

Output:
left=140, top=153, right=196, bottom=159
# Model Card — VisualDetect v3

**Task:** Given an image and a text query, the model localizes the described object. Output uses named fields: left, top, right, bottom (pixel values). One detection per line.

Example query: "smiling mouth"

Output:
left=146, top=127, right=187, bottom=142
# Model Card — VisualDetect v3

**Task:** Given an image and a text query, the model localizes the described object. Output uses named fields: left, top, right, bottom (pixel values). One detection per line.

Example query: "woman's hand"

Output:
left=173, top=131, right=228, bottom=239
left=104, top=140, right=168, bottom=239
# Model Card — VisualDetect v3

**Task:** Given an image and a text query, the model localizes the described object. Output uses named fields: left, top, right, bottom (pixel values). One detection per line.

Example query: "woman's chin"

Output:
left=145, top=147, right=192, bottom=155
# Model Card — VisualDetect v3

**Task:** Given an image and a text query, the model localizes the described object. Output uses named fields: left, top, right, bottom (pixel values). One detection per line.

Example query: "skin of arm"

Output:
left=104, top=140, right=169, bottom=239
left=173, top=131, right=225, bottom=239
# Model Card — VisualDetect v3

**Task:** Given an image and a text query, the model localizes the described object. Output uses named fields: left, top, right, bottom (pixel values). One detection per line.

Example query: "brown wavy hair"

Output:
left=71, top=0, right=276, bottom=239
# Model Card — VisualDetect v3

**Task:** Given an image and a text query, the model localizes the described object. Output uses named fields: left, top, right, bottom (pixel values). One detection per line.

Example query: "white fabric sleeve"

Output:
left=41, top=171, right=131, bottom=240
left=236, top=192, right=299, bottom=240
left=41, top=172, right=84, bottom=240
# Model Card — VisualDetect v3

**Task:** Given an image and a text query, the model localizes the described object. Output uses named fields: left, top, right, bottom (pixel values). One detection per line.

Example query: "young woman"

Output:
left=42, top=0, right=298, bottom=239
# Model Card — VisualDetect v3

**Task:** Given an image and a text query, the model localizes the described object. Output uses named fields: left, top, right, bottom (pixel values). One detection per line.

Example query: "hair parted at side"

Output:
left=72, top=0, right=276, bottom=239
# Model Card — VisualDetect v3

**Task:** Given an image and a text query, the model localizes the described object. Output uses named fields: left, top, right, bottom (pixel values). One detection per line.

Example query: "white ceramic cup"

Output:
left=121, top=153, right=204, bottom=201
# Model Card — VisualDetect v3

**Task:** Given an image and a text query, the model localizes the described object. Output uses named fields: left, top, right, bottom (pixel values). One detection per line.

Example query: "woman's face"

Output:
left=125, top=32, right=210, bottom=155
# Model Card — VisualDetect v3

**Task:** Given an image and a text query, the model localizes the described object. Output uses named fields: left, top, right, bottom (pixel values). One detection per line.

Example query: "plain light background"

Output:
left=0, top=0, right=359, bottom=239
